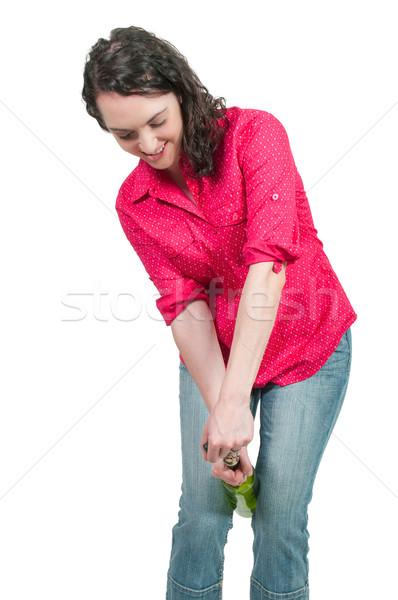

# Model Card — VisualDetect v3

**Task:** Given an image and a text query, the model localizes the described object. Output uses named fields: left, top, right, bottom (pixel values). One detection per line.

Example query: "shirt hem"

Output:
left=252, top=313, right=357, bottom=388
left=179, top=313, right=357, bottom=388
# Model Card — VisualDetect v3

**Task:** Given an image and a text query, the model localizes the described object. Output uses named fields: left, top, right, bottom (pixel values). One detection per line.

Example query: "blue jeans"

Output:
left=166, top=328, right=352, bottom=599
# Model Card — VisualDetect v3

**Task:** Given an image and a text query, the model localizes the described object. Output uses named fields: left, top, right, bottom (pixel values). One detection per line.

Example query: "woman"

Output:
left=82, top=26, right=357, bottom=600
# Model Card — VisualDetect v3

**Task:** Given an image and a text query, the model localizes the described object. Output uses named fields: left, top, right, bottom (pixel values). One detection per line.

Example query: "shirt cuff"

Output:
left=242, top=241, right=301, bottom=271
left=155, top=281, right=209, bottom=326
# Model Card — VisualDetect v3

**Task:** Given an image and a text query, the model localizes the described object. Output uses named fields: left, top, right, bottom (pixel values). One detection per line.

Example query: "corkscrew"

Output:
left=203, top=442, right=241, bottom=471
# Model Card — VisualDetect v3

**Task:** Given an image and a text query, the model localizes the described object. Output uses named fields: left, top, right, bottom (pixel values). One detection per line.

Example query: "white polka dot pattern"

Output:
left=116, top=107, right=357, bottom=387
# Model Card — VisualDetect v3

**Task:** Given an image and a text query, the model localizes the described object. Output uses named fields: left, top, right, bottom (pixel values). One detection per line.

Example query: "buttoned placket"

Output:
left=185, top=177, right=200, bottom=209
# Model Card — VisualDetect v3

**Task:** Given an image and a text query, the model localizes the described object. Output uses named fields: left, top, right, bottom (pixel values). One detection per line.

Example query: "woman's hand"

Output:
left=211, top=446, right=253, bottom=486
left=201, top=395, right=254, bottom=473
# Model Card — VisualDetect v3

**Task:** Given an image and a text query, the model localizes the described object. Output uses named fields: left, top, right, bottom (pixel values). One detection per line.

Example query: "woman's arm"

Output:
left=171, top=298, right=254, bottom=486
left=203, top=261, right=286, bottom=467
left=170, top=299, right=227, bottom=413
left=223, top=261, right=286, bottom=402
left=171, top=261, right=286, bottom=484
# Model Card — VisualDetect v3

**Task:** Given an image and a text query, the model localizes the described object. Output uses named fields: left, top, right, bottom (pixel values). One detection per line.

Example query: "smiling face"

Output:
left=96, top=91, right=184, bottom=174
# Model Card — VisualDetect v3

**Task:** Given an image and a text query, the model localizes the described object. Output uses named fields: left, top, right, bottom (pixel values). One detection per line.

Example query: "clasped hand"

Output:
left=201, top=398, right=254, bottom=487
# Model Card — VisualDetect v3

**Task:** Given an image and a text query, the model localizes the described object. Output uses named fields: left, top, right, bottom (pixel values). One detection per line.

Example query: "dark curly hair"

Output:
left=82, top=26, right=228, bottom=177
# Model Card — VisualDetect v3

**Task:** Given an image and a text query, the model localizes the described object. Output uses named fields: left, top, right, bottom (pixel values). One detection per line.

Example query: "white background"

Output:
left=0, top=1, right=397, bottom=598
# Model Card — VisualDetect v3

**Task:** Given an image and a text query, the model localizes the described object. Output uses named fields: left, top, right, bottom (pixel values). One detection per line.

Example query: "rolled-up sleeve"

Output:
left=240, top=113, right=302, bottom=273
left=116, top=207, right=209, bottom=326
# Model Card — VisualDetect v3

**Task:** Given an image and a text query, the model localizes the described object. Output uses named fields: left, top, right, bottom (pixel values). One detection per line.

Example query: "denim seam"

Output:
left=168, top=573, right=223, bottom=595
left=345, top=328, right=352, bottom=373
left=216, top=511, right=234, bottom=597
left=250, top=576, right=309, bottom=599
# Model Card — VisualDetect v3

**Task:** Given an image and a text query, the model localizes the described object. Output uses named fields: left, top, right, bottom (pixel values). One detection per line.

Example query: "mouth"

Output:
left=142, top=142, right=167, bottom=160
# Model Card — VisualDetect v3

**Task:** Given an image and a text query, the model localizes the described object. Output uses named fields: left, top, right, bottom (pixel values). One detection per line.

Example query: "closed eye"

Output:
left=119, top=132, right=134, bottom=140
left=118, top=119, right=166, bottom=140
left=151, top=119, right=166, bottom=128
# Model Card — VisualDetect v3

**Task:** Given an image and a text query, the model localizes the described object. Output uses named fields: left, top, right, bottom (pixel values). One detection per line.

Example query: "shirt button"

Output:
left=272, top=193, right=279, bottom=200
left=232, top=212, right=239, bottom=221
left=166, top=247, right=174, bottom=255
left=273, top=262, right=282, bottom=274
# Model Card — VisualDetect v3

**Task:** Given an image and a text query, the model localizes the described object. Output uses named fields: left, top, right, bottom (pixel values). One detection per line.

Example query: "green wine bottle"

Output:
left=203, top=443, right=259, bottom=518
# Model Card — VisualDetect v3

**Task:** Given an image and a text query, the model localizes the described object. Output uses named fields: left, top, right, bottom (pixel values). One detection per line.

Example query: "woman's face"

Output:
left=96, top=91, right=183, bottom=174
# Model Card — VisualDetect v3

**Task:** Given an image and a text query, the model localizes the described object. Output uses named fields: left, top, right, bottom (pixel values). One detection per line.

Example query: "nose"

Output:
left=138, top=131, right=159, bottom=155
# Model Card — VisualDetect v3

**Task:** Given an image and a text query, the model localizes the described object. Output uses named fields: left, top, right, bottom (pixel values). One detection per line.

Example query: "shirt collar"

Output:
left=128, top=151, right=194, bottom=203
left=127, top=160, right=162, bottom=203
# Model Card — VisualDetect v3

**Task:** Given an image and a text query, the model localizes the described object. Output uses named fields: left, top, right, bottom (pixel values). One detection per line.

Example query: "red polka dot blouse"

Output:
left=116, top=107, right=357, bottom=387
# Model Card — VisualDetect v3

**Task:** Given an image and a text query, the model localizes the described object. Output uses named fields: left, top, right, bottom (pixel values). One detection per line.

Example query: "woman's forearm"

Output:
left=197, top=261, right=286, bottom=467
left=220, top=261, right=286, bottom=403
left=171, top=263, right=286, bottom=472
left=170, top=299, right=226, bottom=412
